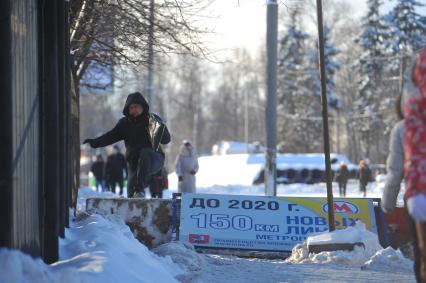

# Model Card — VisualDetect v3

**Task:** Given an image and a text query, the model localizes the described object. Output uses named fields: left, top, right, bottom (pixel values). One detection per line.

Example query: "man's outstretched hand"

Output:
left=83, top=139, right=94, bottom=147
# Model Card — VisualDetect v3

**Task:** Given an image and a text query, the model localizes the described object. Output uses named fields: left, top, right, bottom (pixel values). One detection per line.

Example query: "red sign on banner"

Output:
left=189, top=234, right=210, bottom=244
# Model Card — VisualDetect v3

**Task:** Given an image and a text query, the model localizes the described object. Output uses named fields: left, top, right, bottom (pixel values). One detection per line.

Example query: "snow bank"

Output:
left=168, top=153, right=357, bottom=188
left=362, top=247, right=413, bottom=272
left=0, top=212, right=185, bottom=283
left=286, top=222, right=412, bottom=272
left=0, top=248, right=80, bottom=283
left=152, top=242, right=205, bottom=281
left=306, top=222, right=380, bottom=247
left=57, top=213, right=182, bottom=283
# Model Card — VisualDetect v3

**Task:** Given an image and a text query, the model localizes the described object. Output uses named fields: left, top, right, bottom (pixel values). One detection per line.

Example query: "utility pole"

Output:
left=244, top=89, right=249, bottom=153
left=316, top=0, right=335, bottom=231
left=265, top=0, right=278, bottom=196
left=146, top=0, right=154, bottom=107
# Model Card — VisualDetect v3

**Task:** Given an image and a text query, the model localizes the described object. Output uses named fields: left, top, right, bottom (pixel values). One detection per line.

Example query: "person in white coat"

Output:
left=175, top=140, right=199, bottom=193
left=381, top=94, right=405, bottom=213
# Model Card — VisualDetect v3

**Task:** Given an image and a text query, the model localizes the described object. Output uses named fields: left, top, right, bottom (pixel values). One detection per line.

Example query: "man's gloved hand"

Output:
left=83, top=139, right=94, bottom=147
left=407, top=194, right=426, bottom=222
left=190, top=170, right=196, bottom=175
left=178, top=176, right=183, bottom=182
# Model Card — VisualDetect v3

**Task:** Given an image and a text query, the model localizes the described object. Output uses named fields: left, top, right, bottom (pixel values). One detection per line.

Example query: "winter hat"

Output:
left=183, top=140, right=192, bottom=146
left=414, top=48, right=426, bottom=97
left=122, top=92, right=149, bottom=116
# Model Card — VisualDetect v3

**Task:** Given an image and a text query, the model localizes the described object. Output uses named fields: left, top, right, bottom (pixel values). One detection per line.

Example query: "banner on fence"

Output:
left=179, top=193, right=377, bottom=252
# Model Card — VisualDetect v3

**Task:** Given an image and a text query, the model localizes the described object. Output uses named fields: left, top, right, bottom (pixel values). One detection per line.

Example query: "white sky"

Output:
left=202, top=0, right=424, bottom=60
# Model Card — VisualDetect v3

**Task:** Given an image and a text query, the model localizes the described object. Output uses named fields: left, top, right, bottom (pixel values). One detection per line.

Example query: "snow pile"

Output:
left=0, top=210, right=188, bottom=283
left=0, top=248, right=80, bottom=283
left=164, top=181, right=385, bottom=200
left=212, top=141, right=264, bottom=155
left=286, top=222, right=412, bottom=271
left=56, top=213, right=183, bottom=283
left=168, top=153, right=357, bottom=188
left=362, top=247, right=413, bottom=272
left=152, top=242, right=205, bottom=281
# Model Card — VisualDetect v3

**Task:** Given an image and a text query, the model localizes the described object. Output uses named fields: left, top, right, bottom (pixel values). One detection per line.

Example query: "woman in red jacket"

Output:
left=405, top=48, right=426, bottom=283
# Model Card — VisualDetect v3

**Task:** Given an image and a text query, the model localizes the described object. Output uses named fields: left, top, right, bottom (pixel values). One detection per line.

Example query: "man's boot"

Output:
left=132, top=189, right=145, bottom=198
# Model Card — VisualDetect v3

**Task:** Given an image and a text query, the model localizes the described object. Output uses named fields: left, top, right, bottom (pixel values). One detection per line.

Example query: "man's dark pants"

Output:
left=127, top=148, right=164, bottom=198
left=109, top=179, right=124, bottom=195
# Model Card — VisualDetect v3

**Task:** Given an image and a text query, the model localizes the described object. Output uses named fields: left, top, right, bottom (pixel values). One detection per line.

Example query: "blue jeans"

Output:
left=95, top=179, right=105, bottom=192
left=127, top=148, right=164, bottom=197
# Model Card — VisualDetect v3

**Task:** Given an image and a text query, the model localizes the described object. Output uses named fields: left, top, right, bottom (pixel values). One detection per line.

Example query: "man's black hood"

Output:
left=122, top=92, right=150, bottom=117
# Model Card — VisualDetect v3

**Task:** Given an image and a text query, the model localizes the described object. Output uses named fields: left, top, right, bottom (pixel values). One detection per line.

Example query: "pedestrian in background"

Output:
left=335, top=162, right=349, bottom=197
left=175, top=140, right=199, bottom=193
left=381, top=93, right=405, bottom=214
left=105, top=145, right=127, bottom=195
left=358, top=159, right=372, bottom=198
left=90, top=154, right=105, bottom=192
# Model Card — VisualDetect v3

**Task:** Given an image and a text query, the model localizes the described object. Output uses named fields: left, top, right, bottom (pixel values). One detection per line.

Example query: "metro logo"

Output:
left=189, top=234, right=210, bottom=244
left=322, top=201, right=359, bottom=214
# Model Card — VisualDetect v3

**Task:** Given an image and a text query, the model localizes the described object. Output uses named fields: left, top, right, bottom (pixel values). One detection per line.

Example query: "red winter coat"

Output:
left=404, top=48, right=426, bottom=199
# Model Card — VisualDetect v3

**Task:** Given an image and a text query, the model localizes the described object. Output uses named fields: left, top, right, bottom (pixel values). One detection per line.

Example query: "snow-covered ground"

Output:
left=0, top=153, right=413, bottom=282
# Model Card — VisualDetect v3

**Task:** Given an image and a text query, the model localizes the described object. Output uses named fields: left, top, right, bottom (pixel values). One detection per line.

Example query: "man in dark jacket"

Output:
left=83, top=92, right=171, bottom=198
left=105, top=145, right=127, bottom=195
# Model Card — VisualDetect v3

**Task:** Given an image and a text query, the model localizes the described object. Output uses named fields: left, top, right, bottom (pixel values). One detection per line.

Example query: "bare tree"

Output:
left=70, top=0, right=212, bottom=91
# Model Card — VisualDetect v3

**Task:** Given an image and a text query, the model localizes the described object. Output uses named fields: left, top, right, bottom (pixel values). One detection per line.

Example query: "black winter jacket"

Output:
left=90, top=92, right=171, bottom=162
left=335, top=165, right=349, bottom=184
left=90, top=161, right=105, bottom=181
left=105, top=152, right=127, bottom=181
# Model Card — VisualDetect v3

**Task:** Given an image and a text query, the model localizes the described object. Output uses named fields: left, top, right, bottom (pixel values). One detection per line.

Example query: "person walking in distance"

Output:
left=83, top=92, right=170, bottom=198
left=175, top=140, right=199, bottom=193
left=90, top=154, right=105, bottom=192
left=105, top=145, right=127, bottom=195
left=358, top=160, right=372, bottom=198
left=335, top=162, right=349, bottom=197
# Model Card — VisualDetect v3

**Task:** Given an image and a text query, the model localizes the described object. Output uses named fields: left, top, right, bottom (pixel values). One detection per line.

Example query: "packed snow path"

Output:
left=197, top=254, right=414, bottom=283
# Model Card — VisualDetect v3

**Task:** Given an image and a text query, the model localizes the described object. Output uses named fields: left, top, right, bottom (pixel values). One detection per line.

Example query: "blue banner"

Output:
left=179, top=193, right=377, bottom=252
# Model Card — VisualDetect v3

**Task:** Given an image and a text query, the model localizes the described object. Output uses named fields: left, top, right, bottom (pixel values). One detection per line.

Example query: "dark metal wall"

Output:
left=0, top=0, right=72, bottom=263
left=0, top=0, right=41, bottom=256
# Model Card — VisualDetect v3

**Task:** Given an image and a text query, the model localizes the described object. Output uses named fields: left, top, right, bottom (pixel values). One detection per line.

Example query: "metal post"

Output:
left=41, top=0, right=60, bottom=262
left=57, top=0, right=66, bottom=239
left=265, top=0, right=278, bottom=196
left=244, top=89, right=249, bottom=153
left=0, top=0, right=12, bottom=249
left=146, top=0, right=154, bottom=107
left=316, top=0, right=335, bottom=231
